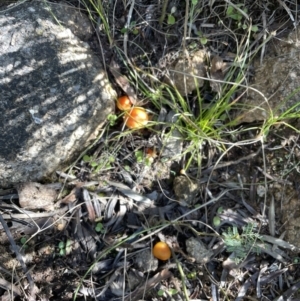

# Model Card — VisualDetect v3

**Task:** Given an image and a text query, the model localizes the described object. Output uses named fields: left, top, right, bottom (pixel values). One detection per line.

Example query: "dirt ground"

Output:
left=1, top=1, right=300, bottom=301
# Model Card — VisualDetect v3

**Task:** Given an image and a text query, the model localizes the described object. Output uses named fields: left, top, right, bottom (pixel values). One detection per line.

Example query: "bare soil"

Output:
left=1, top=1, right=300, bottom=301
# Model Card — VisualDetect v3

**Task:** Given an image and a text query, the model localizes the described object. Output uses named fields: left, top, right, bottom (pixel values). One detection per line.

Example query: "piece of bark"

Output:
left=109, top=59, right=137, bottom=104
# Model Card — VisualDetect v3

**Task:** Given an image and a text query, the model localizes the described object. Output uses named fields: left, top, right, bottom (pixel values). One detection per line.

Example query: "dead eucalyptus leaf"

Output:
left=60, top=187, right=78, bottom=204
left=82, top=188, right=96, bottom=222
left=268, top=195, right=275, bottom=237
left=109, top=59, right=137, bottom=104
left=107, top=180, right=151, bottom=203
left=210, top=55, right=229, bottom=93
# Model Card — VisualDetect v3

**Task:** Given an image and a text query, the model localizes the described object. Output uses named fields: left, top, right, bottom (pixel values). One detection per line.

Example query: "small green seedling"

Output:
left=20, top=236, right=29, bottom=250
left=196, top=29, right=208, bottom=45
left=135, top=150, right=144, bottom=163
left=226, top=4, right=259, bottom=32
left=134, top=150, right=152, bottom=167
left=107, top=114, right=118, bottom=126
left=83, top=154, right=115, bottom=172
left=167, top=6, right=176, bottom=25
left=95, top=222, right=105, bottom=234
left=58, top=241, right=66, bottom=256
left=157, top=288, right=178, bottom=297
left=20, top=236, right=27, bottom=245
left=223, top=223, right=262, bottom=263
left=58, top=239, right=73, bottom=256
left=226, top=4, right=245, bottom=21
left=213, top=216, right=221, bottom=227
left=124, top=165, right=131, bottom=172
left=121, top=21, right=139, bottom=35
left=213, top=207, right=223, bottom=226
left=187, top=270, right=197, bottom=280
left=217, top=206, right=223, bottom=214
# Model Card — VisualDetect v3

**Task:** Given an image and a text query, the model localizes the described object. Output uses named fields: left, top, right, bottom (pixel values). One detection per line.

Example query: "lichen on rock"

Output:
left=0, top=0, right=116, bottom=187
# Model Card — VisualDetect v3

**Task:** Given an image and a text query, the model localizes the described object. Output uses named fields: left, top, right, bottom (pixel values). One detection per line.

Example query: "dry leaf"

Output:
left=60, top=187, right=78, bottom=204
left=109, top=59, right=137, bottom=104
left=210, top=55, right=229, bottom=93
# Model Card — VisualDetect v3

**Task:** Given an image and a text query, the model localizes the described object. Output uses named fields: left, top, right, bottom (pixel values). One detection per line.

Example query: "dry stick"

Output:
left=159, top=0, right=169, bottom=27
left=260, top=11, right=267, bottom=65
left=0, top=278, right=21, bottom=297
left=0, top=0, right=27, bottom=13
left=182, top=0, right=189, bottom=52
left=0, top=210, right=65, bottom=220
left=0, top=213, right=35, bottom=293
left=123, top=0, right=135, bottom=57
left=95, top=16, right=108, bottom=77
left=201, top=145, right=264, bottom=175
left=256, top=166, right=292, bottom=185
left=277, top=0, right=296, bottom=28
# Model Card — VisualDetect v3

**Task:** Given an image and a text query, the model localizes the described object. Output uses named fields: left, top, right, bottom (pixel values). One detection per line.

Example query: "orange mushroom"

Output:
left=153, top=241, right=171, bottom=260
left=124, top=107, right=149, bottom=129
left=117, top=95, right=132, bottom=111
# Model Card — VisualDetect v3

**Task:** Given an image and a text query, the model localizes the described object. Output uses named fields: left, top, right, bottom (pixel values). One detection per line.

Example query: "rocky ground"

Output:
left=1, top=1, right=300, bottom=301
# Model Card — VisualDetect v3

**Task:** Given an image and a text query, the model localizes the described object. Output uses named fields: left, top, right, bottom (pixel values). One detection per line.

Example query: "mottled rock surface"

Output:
left=134, top=249, right=158, bottom=272
left=173, top=176, right=198, bottom=206
left=168, top=50, right=206, bottom=96
left=236, top=28, right=300, bottom=123
left=0, top=1, right=116, bottom=187
left=186, top=237, right=213, bottom=264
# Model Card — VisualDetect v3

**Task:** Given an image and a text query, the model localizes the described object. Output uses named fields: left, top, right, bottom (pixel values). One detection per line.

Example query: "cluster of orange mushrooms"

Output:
left=117, top=99, right=171, bottom=260
left=117, top=96, right=149, bottom=129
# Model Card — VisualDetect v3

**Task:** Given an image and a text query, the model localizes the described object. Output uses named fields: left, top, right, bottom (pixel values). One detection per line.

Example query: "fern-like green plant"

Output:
left=223, top=223, right=262, bottom=263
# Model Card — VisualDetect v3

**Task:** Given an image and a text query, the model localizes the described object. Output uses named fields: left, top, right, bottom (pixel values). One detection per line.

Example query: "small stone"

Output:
left=17, top=182, right=58, bottom=211
left=168, top=50, right=206, bottom=96
left=134, top=249, right=158, bottom=272
left=127, top=269, right=143, bottom=291
left=173, top=176, right=198, bottom=206
left=257, top=185, right=267, bottom=197
left=186, top=237, right=213, bottom=264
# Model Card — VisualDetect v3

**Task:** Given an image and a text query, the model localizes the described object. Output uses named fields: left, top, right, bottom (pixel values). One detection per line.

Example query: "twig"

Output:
left=256, top=166, right=292, bottom=185
left=0, top=277, right=21, bottom=297
left=159, top=0, right=169, bottom=27
left=182, top=0, right=189, bottom=52
left=0, top=210, right=66, bottom=220
left=277, top=0, right=296, bottom=28
left=202, top=145, right=263, bottom=175
left=0, top=213, right=35, bottom=294
left=123, top=0, right=135, bottom=57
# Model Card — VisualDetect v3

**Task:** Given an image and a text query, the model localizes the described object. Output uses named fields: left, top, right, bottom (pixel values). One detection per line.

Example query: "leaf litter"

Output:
left=1, top=0, right=300, bottom=300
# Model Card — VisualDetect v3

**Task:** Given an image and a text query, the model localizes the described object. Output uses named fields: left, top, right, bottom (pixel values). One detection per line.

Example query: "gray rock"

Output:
left=0, top=1, right=116, bottom=187
left=168, top=50, right=206, bottom=96
left=186, top=237, right=213, bottom=264
left=173, top=176, right=198, bottom=206
left=235, top=28, right=300, bottom=123
left=134, top=249, right=158, bottom=272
